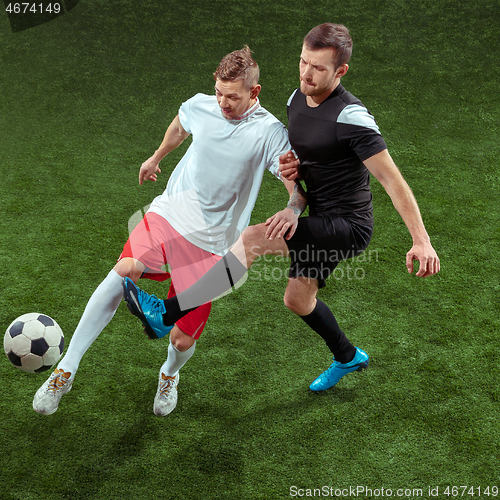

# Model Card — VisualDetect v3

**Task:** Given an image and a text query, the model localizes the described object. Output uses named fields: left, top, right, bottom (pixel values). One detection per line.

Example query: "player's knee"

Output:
left=241, top=224, right=267, bottom=257
left=283, top=289, right=314, bottom=316
left=283, top=291, right=301, bottom=315
left=113, top=258, right=143, bottom=282
left=241, top=225, right=259, bottom=244
left=170, top=328, right=195, bottom=352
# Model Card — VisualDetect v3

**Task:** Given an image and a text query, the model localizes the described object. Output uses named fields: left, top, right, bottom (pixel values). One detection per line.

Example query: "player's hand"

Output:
left=265, top=208, right=299, bottom=240
left=406, top=241, right=440, bottom=277
left=139, top=156, right=162, bottom=185
left=279, top=151, right=300, bottom=181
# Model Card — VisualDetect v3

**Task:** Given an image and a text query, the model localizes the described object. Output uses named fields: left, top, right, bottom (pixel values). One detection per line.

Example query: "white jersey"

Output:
left=148, top=93, right=290, bottom=255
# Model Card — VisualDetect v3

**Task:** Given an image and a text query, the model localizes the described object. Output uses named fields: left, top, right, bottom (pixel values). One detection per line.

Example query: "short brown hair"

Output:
left=303, top=23, right=353, bottom=68
left=213, top=45, right=259, bottom=89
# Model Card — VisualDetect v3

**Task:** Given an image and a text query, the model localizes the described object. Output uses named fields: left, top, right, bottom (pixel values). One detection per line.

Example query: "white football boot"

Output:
left=153, top=372, right=179, bottom=416
left=33, top=368, right=73, bottom=415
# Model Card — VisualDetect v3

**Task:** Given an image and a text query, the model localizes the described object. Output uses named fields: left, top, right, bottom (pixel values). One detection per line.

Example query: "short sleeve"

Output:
left=266, top=123, right=291, bottom=179
left=337, top=104, right=387, bottom=161
left=178, top=94, right=201, bottom=135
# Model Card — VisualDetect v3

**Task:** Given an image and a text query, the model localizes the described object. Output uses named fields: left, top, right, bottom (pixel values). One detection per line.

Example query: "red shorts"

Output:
left=120, top=212, right=221, bottom=339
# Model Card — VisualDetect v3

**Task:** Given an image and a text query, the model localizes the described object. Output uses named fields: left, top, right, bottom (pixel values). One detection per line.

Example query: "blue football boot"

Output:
left=122, top=278, right=173, bottom=339
left=309, top=347, right=369, bottom=391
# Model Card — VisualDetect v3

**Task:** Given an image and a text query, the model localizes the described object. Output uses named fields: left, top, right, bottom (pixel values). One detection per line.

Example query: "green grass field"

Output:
left=1, top=1, right=499, bottom=499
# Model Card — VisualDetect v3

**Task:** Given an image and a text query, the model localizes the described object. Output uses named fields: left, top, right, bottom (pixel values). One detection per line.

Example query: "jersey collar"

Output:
left=236, top=98, right=260, bottom=120
left=222, top=98, right=261, bottom=122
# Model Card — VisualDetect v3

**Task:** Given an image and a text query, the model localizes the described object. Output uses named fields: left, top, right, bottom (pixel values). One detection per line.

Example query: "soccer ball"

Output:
left=4, top=313, right=64, bottom=373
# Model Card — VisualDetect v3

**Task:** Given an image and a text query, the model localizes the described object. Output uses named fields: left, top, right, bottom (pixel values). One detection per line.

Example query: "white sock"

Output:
left=161, top=339, right=196, bottom=377
left=58, top=270, right=123, bottom=376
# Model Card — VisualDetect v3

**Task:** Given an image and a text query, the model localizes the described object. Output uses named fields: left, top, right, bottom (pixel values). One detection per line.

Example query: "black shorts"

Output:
left=285, top=213, right=373, bottom=288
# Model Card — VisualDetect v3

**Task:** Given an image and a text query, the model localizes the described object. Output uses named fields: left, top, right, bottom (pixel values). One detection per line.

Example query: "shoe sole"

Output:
left=122, top=278, right=160, bottom=339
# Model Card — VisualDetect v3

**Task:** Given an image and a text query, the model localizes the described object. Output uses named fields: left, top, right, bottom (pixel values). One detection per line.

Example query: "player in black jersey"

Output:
left=123, top=23, right=440, bottom=393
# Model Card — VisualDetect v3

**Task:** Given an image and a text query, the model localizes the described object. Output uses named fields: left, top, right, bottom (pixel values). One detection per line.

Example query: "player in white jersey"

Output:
left=33, top=46, right=300, bottom=417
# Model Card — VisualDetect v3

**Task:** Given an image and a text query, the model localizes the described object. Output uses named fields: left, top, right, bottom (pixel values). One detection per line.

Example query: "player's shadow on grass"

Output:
left=308, top=385, right=359, bottom=403
left=18, top=373, right=363, bottom=499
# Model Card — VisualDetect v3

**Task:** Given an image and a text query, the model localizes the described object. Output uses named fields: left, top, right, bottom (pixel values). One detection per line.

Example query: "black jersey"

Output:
left=287, top=85, right=387, bottom=224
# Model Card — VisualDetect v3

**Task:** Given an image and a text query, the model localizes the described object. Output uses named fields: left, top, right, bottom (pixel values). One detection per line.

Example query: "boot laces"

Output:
left=47, top=371, right=70, bottom=393
left=159, top=377, right=176, bottom=397
left=138, top=289, right=165, bottom=314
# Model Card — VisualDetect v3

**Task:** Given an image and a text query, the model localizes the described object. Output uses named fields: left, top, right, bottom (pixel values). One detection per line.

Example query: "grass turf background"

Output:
left=0, top=0, right=499, bottom=499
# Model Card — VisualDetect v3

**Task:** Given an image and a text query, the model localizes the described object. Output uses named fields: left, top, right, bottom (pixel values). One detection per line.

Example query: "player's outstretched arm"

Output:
left=139, top=115, right=190, bottom=185
left=363, top=149, right=440, bottom=277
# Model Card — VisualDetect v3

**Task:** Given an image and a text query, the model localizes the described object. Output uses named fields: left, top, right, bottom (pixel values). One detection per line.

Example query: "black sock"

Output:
left=161, top=295, right=196, bottom=326
left=162, top=251, right=248, bottom=326
left=300, top=299, right=356, bottom=363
